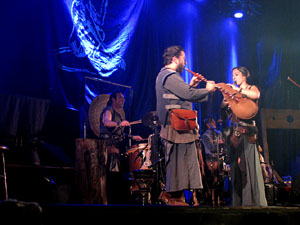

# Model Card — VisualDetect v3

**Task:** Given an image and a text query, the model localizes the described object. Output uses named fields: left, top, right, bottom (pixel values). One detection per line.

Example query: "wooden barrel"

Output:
left=75, top=138, right=107, bottom=204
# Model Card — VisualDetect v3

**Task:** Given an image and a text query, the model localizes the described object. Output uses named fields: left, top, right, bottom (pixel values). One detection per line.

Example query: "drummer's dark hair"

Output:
left=107, top=91, right=123, bottom=106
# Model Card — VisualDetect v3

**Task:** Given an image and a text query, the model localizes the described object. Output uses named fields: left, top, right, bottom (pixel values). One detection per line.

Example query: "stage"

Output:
left=1, top=155, right=300, bottom=224
left=1, top=199, right=300, bottom=225
left=1, top=1, right=300, bottom=224
left=1, top=139, right=300, bottom=225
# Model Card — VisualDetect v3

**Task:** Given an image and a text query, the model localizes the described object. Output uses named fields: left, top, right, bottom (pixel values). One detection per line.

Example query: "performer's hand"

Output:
left=226, top=83, right=234, bottom=87
left=119, top=120, right=130, bottom=127
left=132, top=135, right=143, bottom=141
left=226, top=83, right=239, bottom=91
left=189, top=75, right=202, bottom=87
left=231, top=85, right=240, bottom=92
left=205, top=81, right=216, bottom=92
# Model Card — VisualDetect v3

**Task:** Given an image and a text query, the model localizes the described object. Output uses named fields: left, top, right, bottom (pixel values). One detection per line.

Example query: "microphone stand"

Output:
left=128, top=125, right=132, bottom=147
left=212, top=125, right=224, bottom=205
left=208, top=123, right=223, bottom=203
left=149, top=117, right=163, bottom=204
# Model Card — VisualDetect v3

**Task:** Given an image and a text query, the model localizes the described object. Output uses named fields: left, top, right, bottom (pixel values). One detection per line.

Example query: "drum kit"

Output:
left=124, top=112, right=161, bottom=205
left=126, top=142, right=151, bottom=171
left=88, top=95, right=162, bottom=204
left=125, top=112, right=159, bottom=172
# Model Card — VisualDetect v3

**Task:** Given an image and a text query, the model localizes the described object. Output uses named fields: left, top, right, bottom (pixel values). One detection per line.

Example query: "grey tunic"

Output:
left=155, top=67, right=210, bottom=192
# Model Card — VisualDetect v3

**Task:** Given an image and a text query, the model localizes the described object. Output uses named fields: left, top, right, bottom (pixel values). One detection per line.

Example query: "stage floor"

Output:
left=2, top=163, right=300, bottom=224
left=1, top=199, right=300, bottom=225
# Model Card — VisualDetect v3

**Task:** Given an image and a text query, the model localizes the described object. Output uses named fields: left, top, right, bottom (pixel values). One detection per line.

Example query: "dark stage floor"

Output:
left=1, top=199, right=300, bottom=225
left=1, top=163, right=300, bottom=225
left=2, top=151, right=300, bottom=225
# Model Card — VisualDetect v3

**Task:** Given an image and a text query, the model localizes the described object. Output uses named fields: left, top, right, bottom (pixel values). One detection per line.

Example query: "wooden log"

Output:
left=75, top=138, right=107, bottom=204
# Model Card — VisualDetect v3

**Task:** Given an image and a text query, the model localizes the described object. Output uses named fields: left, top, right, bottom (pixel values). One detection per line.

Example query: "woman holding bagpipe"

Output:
left=220, top=66, right=267, bottom=207
left=185, top=66, right=267, bottom=206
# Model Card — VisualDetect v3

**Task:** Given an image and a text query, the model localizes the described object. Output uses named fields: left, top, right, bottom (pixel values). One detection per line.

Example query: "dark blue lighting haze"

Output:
left=181, top=1, right=203, bottom=128
left=225, top=18, right=238, bottom=84
left=265, top=47, right=282, bottom=88
left=183, top=2, right=195, bottom=84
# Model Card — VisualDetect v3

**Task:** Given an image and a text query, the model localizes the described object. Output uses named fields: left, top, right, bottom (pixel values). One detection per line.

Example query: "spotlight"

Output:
left=233, top=11, right=244, bottom=19
left=217, top=0, right=262, bottom=19
left=230, top=0, right=262, bottom=19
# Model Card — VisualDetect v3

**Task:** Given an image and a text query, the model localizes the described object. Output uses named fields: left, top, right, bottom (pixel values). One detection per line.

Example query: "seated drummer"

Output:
left=100, top=91, right=143, bottom=204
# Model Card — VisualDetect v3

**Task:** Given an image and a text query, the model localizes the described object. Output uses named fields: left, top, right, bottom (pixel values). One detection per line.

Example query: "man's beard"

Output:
left=176, top=63, right=185, bottom=73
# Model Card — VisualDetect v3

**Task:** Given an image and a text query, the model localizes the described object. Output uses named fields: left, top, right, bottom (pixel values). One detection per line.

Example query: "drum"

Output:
left=126, top=143, right=150, bottom=172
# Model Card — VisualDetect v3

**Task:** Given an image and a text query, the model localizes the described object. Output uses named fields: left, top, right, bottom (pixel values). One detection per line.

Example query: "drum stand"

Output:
left=132, top=169, right=155, bottom=205
left=128, top=125, right=132, bottom=147
left=148, top=123, right=166, bottom=205
left=204, top=129, right=225, bottom=206
left=129, top=111, right=165, bottom=205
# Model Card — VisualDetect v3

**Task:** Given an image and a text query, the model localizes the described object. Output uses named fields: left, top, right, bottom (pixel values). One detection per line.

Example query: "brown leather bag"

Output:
left=169, top=109, right=197, bottom=131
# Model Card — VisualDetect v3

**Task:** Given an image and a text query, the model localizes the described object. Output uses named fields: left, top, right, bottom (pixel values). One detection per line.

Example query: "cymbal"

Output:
left=142, top=111, right=160, bottom=128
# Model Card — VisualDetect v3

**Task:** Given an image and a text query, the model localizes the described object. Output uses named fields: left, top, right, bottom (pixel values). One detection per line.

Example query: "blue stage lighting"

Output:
left=233, top=11, right=244, bottom=19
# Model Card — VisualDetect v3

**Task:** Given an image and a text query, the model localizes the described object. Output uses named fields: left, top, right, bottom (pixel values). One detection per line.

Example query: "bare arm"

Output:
left=102, top=110, right=130, bottom=127
left=240, top=85, right=260, bottom=100
left=231, top=84, right=260, bottom=100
